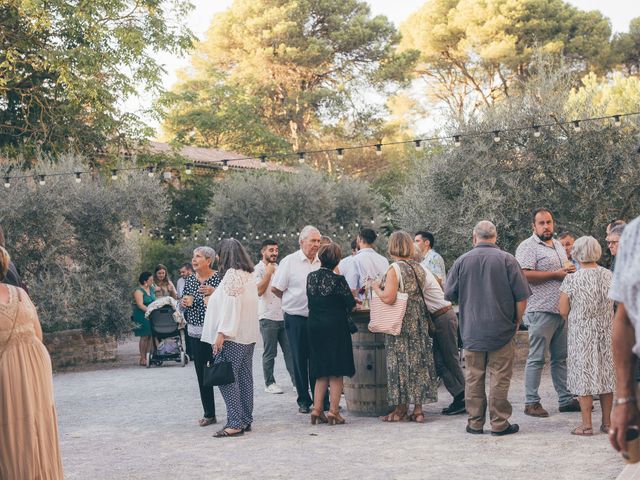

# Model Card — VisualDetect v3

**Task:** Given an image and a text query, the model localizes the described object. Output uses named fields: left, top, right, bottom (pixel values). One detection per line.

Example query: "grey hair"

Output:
left=193, top=246, right=216, bottom=265
left=299, top=225, right=320, bottom=243
left=572, top=236, right=602, bottom=263
left=473, top=220, right=497, bottom=240
left=610, top=224, right=626, bottom=238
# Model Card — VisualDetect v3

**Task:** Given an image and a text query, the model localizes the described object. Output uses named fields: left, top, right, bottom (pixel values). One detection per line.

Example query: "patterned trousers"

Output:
left=218, top=341, right=255, bottom=429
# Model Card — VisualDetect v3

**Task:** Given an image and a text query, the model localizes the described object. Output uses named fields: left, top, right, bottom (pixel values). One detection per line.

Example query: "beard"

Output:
left=536, top=231, right=553, bottom=241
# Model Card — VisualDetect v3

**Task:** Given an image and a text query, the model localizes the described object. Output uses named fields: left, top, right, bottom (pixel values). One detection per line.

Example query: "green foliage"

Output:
left=0, top=156, right=168, bottom=335
left=0, top=0, right=194, bottom=159
left=160, top=0, right=417, bottom=155
left=162, top=175, right=214, bottom=243
left=391, top=62, right=640, bottom=264
left=206, top=169, right=385, bottom=260
left=399, top=0, right=612, bottom=116
left=611, top=17, right=640, bottom=75
left=138, top=237, right=189, bottom=280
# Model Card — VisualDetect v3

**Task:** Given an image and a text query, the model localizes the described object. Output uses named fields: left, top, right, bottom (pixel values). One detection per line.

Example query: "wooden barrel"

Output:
left=343, top=309, right=389, bottom=416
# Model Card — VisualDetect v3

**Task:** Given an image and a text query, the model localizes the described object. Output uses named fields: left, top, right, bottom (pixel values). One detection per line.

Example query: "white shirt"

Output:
left=337, top=255, right=355, bottom=277
left=201, top=268, right=260, bottom=345
left=176, top=277, right=186, bottom=298
left=254, top=260, right=283, bottom=321
left=419, top=265, right=452, bottom=313
left=271, top=249, right=320, bottom=317
left=345, top=247, right=389, bottom=291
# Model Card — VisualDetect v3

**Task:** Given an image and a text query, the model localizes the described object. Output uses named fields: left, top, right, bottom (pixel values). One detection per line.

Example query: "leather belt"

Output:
left=432, top=305, right=453, bottom=318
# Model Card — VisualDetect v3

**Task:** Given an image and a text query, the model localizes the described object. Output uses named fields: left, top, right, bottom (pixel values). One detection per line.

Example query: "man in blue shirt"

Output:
left=345, top=229, right=388, bottom=299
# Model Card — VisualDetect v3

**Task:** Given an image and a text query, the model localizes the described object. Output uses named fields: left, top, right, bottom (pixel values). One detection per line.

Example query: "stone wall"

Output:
left=43, top=329, right=117, bottom=369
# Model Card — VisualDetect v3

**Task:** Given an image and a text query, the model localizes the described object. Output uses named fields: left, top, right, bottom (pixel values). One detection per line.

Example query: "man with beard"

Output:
left=516, top=208, right=579, bottom=418
left=255, top=239, right=295, bottom=394
left=272, top=226, right=324, bottom=413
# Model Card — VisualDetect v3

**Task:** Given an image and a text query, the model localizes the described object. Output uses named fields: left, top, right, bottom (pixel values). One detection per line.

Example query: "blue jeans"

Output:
left=524, top=312, right=573, bottom=406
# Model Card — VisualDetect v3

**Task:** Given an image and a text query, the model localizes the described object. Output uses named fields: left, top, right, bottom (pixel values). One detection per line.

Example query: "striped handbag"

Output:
left=368, top=263, right=408, bottom=336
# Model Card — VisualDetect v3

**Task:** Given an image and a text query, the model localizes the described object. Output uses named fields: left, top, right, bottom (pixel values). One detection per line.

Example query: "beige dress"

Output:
left=0, top=285, right=64, bottom=479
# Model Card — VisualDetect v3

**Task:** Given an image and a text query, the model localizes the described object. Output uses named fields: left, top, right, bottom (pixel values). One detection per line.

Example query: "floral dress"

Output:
left=382, top=260, right=437, bottom=405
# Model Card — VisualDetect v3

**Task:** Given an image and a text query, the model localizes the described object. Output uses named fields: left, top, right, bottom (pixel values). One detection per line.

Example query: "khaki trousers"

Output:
left=464, top=339, right=514, bottom=432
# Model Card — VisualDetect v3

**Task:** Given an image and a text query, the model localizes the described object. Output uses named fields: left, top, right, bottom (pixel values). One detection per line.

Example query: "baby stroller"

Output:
left=145, top=300, right=188, bottom=368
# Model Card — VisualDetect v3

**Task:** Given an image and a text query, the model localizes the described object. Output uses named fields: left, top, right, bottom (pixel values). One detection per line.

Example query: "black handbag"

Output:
left=203, top=351, right=235, bottom=387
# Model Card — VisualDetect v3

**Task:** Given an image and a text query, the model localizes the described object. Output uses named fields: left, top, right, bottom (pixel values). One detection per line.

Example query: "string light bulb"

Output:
left=111, top=169, right=118, bottom=180
left=414, top=140, right=423, bottom=151
left=375, top=144, right=382, bottom=156
left=614, top=115, right=622, bottom=127
left=74, top=171, right=82, bottom=183
left=3, top=177, right=10, bottom=188
left=573, top=120, right=581, bottom=132
left=38, top=175, right=46, bottom=186
left=533, top=125, right=541, bottom=137
left=493, top=131, right=501, bottom=143
left=336, top=148, right=344, bottom=160
left=260, top=156, right=267, bottom=168
left=453, top=135, right=461, bottom=147
left=147, top=166, right=155, bottom=177
left=185, top=163, right=192, bottom=175
left=222, top=160, right=229, bottom=171
left=298, top=152, right=305, bottom=164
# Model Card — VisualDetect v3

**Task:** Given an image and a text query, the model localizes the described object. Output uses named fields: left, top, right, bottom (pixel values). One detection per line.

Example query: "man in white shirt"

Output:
left=336, top=239, right=357, bottom=276
left=345, top=229, right=388, bottom=298
left=415, top=230, right=446, bottom=286
left=272, top=225, right=322, bottom=413
left=255, top=239, right=295, bottom=394
left=176, top=263, right=193, bottom=298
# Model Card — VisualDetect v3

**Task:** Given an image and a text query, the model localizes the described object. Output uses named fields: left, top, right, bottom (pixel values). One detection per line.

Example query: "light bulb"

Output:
left=453, top=135, right=461, bottom=147
left=375, top=144, right=382, bottom=156
left=573, top=120, right=581, bottom=132
left=493, top=131, right=501, bottom=143
left=298, top=152, right=305, bottom=164
left=336, top=148, right=344, bottom=160
left=222, top=160, right=229, bottom=171
left=75, top=172, right=82, bottom=183
left=3, top=177, right=10, bottom=188
left=533, top=126, right=541, bottom=137
left=614, top=115, right=622, bottom=127
left=185, top=163, right=192, bottom=175
left=414, top=140, right=423, bottom=151
left=111, top=169, right=118, bottom=180
left=38, top=175, right=46, bottom=186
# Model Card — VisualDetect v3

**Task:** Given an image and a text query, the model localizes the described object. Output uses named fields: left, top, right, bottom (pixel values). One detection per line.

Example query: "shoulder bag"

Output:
left=368, top=263, right=408, bottom=336
left=402, top=261, right=437, bottom=338
left=203, top=350, right=235, bottom=387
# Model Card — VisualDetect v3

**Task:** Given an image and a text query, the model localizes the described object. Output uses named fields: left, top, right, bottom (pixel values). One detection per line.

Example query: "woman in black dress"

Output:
left=307, top=242, right=357, bottom=425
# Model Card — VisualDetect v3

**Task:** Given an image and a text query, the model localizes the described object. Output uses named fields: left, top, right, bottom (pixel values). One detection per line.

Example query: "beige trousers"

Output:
left=464, top=339, right=515, bottom=432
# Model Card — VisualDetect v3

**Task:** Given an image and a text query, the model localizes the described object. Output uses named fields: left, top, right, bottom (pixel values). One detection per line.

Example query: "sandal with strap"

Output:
left=410, top=412, right=425, bottom=423
left=571, top=425, right=594, bottom=436
left=600, top=424, right=610, bottom=434
left=198, top=417, right=217, bottom=427
left=380, top=411, right=409, bottom=422
left=213, top=428, right=244, bottom=438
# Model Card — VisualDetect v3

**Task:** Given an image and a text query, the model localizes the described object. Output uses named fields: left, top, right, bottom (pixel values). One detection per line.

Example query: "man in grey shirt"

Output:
left=445, top=221, right=531, bottom=436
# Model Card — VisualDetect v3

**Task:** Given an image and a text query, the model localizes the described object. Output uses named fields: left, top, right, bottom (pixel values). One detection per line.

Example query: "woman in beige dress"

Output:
left=0, top=246, right=64, bottom=479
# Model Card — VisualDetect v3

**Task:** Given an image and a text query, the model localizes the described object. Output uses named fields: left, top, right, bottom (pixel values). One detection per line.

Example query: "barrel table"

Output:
left=343, top=308, right=389, bottom=416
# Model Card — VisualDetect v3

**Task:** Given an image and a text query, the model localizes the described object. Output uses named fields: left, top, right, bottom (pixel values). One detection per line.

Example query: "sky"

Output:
left=140, top=0, right=640, bottom=135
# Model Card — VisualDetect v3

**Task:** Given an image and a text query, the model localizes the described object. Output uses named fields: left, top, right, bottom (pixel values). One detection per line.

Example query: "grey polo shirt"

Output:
left=515, top=234, right=568, bottom=314
left=445, top=243, right=531, bottom=352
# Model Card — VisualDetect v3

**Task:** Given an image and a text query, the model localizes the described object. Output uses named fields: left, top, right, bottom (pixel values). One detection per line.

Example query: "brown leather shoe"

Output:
left=524, top=402, right=549, bottom=417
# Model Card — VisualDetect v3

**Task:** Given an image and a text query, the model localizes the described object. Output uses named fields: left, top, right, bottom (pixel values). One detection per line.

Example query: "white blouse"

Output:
left=201, top=268, right=260, bottom=345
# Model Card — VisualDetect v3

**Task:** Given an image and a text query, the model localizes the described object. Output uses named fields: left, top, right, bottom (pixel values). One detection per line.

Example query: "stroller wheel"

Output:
left=180, top=351, right=187, bottom=367
left=146, top=352, right=151, bottom=369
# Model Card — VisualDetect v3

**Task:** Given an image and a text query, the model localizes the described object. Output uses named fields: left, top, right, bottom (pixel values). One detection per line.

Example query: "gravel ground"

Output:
left=54, top=338, right=624, bottom=480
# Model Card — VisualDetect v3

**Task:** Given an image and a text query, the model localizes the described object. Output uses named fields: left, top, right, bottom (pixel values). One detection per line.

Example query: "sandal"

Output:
left=380, top=411, right=409, bottom=422
left=139, top=359, right=146, bottom=366
left=600, top=424, right=610, bottom=434
left=198, top=417, right=217, bottom=427
left=213, top=428, right=244, bottom=438
left=571, top=425, right=593, bottom=436
left=410, top=412, right=425, bottom=423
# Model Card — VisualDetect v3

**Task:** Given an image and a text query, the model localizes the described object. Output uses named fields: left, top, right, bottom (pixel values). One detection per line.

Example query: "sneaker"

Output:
left=264, top=383, right=284, bottom=394
left=559, top=398, right=581, bottom=413
left=442, top=400, right=466, bottom=416
left=491, top=423, right=519, bottom=436
left=524, top=402, right=549, bottom=417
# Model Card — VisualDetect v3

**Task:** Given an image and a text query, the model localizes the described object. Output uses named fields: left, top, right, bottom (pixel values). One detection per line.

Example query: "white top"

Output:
left=337, top=255, right=355, bottom=278
left=201, top=268, right=260, bottom=345
left=344, top=247, right=389, bottom=292
left=254, top=260, right=283, bottom=321
left=271, top=249, right=320, bottom=317
left=176, top=277, right=186, bottom=298
left=419, top=265, right=452, bottom=313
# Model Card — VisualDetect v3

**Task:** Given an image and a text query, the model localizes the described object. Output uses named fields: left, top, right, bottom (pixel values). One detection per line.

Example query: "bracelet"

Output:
left=614, top=397, right=637, bottom=406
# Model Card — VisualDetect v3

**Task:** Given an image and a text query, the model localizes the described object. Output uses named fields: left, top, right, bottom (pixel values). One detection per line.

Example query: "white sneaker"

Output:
left=265, top=383, right=284, bottom=394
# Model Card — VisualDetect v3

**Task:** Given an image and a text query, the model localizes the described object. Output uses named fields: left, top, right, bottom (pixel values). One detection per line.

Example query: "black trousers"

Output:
left=192, top=337, right=216, bottom=419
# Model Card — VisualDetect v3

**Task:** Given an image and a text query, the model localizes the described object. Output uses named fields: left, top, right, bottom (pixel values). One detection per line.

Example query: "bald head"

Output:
left=473, top=221, right=497, bottom=243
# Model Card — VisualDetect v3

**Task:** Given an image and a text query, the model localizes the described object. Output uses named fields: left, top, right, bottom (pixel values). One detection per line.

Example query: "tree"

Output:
left=399, top=0, right=612, bottom=116
left=610, top=17, right=640, bottom=75
left=0, top=0, right=194, bottom=160
left=392, top=62, right=640, bottom=264
left=160, top=0, right=418, bottom=155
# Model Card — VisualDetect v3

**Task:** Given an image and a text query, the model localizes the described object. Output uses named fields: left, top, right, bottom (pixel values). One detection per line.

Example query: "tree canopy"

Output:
left=0, top=0, right=194, bottom=160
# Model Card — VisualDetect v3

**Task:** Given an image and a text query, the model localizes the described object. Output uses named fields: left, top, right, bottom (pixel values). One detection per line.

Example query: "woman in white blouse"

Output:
left=202, top=238, right=259, bottom=438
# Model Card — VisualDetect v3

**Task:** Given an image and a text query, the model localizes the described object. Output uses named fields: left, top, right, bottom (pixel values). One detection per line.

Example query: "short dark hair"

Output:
left=350, top=239, right=357, bottom=250
left=558, top=232, right=576, bottom=241
left=261, top=239, right=278, bottom=249
left=319, top=243, right=342, bottom=270
left=180, top=263, right=193, bottom=271
left=358, top=228, right=377, bottom=245
left=415, top=230, right=435, bottom=249
left=139, top=271, right=152, bottom=285
left=608, top=219, right=626, bottom=230
left=532, top=208, right=553, bottom=223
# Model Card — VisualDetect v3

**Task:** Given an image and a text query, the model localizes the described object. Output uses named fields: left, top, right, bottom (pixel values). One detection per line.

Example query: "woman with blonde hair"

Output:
left=372, top=231, right=438, bottom=422
left=0, top=246, right=64, bottom=479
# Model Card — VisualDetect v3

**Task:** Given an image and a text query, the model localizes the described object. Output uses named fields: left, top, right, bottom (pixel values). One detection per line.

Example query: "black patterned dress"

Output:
left=307, top=268, right=357, bottom=378
left=382, top=260, right=438, bottom=405
left=560, top=266, right=615, bottom=395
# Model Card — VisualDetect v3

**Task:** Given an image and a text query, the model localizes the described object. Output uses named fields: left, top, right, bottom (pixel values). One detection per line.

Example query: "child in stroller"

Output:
left=145, top=298, right=188, bottom=368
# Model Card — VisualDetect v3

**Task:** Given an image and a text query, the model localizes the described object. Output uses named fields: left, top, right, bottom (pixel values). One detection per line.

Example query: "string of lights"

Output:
left=2, top=111, right=637, bottom=188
